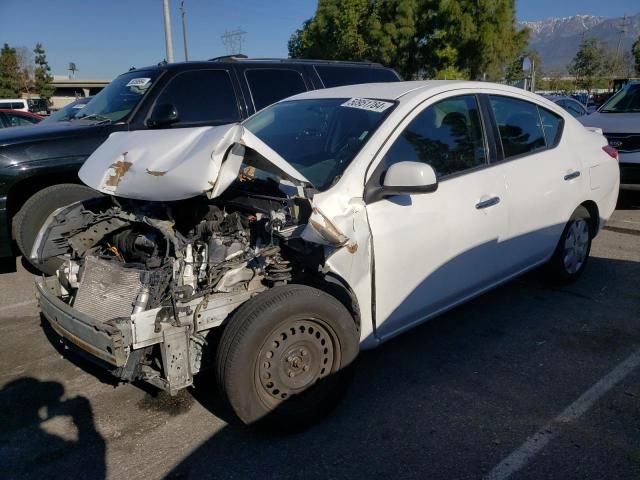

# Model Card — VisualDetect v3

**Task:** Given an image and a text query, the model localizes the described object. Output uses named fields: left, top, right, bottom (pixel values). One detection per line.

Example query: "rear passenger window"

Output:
left=315, top=66, right=399, bottom=88
left=383, top=95, right=487, bottom=179
left=490, top=96, right=546, bottom=158
left=155, top=70, right=240, bottom=125
left=245, top=69, right=307, bottom=111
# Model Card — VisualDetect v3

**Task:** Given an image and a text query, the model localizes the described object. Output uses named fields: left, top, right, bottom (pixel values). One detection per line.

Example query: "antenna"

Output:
left=221, top=28, right=247, bottom=55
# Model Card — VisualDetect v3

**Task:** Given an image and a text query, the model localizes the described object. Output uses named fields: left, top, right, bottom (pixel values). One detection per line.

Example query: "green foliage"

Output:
left=633, top=36, right=640, bottom=76
left=0, top=43, right=21, bottom=98
left=289, top=0, right=524, bottom=81
left=568, top=37, right=608, bottom=94
left=33, top=42, right=54, bottom=101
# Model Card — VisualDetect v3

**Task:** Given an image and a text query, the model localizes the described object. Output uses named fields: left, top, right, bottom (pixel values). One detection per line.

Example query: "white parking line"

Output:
left=484, top=347, right=640, bottom=480
left=0, top=299, right=37, bottom=314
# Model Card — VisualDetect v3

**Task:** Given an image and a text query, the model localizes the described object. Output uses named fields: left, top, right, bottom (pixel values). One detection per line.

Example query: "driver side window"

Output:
left=383, top=95, right=487, bottom=179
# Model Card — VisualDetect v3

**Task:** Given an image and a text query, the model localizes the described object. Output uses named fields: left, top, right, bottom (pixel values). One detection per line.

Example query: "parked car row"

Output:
left=0, top=55, right=627, bottom=430
left=31, top=80, right=619, bottom=428
left=0, top=57, right=400, bottom=274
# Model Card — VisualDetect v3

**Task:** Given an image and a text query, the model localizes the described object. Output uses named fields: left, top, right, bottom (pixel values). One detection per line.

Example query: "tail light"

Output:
left=602, top=145, right=619, bottom=161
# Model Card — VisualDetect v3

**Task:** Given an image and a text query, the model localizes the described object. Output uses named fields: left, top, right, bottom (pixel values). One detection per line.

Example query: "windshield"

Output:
left=243, top=98, right=395, bottom=190
left=600, top=83, right=640, bottom=113
left=71, top=71, right=160, bottom=123
left=41, top=98, right=91, bottom=123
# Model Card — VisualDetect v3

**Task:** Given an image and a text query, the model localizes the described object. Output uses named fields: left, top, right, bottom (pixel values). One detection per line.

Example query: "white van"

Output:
left=0, top=99, right=28, bottom=112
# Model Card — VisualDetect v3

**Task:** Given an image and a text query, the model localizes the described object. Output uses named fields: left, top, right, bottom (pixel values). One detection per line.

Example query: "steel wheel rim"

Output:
left=256, top=318, right=338, bottom=406
left=563, top=218, right=589, bottom=275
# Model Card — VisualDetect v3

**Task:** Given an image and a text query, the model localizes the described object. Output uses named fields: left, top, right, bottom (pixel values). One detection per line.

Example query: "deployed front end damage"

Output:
left=33, top=125, right=365, bottom=395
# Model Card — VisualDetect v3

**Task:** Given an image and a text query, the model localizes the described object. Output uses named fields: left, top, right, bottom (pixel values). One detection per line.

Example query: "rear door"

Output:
left=486, top=94, right=579, bottom=270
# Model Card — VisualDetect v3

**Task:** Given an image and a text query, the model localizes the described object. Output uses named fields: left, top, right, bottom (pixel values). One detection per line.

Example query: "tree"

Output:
left=289, top=0, right=525, bottom=81
left=0, top=43, right=21, bottom=98
left=633, top=36, right=640, bottom=76
left=15, top=47, right=34, bottom=95
left=33, top=42, right=54, bottom=101
left=568, top=38, right=607, bottom=96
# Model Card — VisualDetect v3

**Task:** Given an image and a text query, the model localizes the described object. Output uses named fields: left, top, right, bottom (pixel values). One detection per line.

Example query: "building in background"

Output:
left=49, top=75, right=110, bottom=110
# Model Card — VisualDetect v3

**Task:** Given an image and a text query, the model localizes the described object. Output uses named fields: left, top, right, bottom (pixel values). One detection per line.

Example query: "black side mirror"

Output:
left=147, top=103, right=179, bottom=128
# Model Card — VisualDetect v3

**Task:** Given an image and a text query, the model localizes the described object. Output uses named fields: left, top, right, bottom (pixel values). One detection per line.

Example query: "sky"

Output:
left=1, top=0, right=638, bottom=80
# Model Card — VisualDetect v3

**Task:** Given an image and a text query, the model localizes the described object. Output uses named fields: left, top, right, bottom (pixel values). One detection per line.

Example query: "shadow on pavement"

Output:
left=617, top=190, right=640, bottom=210
left=167, top=256, right=640, bottom=480
left=0, top=378, right=106, bottom=480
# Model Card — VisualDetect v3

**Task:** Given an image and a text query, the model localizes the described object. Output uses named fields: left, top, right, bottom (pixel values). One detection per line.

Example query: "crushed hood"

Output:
left=78, top=124, right=310, bottom=201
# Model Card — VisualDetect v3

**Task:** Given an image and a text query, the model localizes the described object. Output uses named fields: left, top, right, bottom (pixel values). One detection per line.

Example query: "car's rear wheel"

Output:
left=545, top=206, right=593, bottom=284
left=12, top=183, right=99, bottom=275
left=215, top=284, right=359, bottom=431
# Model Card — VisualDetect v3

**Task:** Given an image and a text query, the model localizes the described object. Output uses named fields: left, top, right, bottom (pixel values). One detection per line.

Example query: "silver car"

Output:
left=580, top=81, right=640, bottom=191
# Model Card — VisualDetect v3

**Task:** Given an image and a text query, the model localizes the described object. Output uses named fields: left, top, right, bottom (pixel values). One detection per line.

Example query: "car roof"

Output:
left=284, top=80, right=543, bottom=102
left=130, top=57, right=391, bottom=74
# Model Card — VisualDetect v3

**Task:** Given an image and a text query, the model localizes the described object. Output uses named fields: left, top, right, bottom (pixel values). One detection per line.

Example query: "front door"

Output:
left=365, top=94, right=509, bottom=340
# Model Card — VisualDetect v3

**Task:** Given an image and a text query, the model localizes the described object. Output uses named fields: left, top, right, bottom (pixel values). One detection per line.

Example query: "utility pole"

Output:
left=614, top=14, right=630, bottom=76
left=180, top=0, right=189, bottom=61
left=162, top=0, right=175, bottom=63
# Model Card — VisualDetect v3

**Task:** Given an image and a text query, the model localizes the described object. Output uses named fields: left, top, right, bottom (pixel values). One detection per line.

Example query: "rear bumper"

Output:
left=35, top=276, right=131, bottom=367
left=620, top=162, right=640, bottom=190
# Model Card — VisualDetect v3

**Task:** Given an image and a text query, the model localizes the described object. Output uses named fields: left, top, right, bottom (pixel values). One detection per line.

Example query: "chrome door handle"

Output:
left=564, top=171, right=581, bottom=181
left=475, top=196, right=500, bottom=209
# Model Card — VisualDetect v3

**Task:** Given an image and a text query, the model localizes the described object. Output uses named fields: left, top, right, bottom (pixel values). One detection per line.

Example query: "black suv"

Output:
left=0, top=57, right=399, bottom=272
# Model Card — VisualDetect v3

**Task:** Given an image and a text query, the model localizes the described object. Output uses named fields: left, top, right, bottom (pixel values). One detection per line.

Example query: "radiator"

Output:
left=73, top=256, right=145, bottom=322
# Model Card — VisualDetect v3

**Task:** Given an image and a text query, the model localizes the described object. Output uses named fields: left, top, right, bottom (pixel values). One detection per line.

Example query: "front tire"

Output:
left=545, top=206, right=593, bottom=284
left=12, top=183, right=99, bottom=275
left=215, top=285, right=359, bottom=430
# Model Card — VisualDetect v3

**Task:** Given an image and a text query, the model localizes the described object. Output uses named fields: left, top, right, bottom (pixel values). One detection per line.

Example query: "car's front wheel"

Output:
left=12, top=183, right=99, bottom=275
left=215, top=284, right=359, bottom=430
left=545, top=206, right=593, bottom=284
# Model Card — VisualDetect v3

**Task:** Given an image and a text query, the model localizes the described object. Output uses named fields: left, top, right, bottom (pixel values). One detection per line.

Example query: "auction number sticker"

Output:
left=126, top=77, right=152, bottom=88
left=341, top=98, right=393, bottom=112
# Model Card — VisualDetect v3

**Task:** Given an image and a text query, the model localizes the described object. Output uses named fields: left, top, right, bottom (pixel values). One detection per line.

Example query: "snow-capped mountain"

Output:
left=518, top=13, right=640, bottom=74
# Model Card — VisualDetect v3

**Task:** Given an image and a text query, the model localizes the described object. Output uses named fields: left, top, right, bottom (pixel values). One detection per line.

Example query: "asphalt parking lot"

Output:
left=1, top=195, right=639, bottom=480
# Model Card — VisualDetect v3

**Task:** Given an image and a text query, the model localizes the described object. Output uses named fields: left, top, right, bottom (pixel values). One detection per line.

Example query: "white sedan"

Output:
left=33, top=81, right=619, bottom=429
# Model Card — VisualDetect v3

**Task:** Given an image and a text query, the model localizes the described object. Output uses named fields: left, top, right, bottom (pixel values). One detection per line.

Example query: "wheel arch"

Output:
left=6, top=172, right=85, bottom=240
left=300, top=272, right=361, bottom=331
left=579, top=200, right=600, bottom=236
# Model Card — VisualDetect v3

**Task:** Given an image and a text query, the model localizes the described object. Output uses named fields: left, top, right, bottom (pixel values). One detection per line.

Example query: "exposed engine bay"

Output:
left=33, top=181, right=334, bottom=394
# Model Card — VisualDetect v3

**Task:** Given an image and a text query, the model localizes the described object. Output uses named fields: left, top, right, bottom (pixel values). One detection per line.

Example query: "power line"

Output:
left=221, top=28, right=247, bottom=55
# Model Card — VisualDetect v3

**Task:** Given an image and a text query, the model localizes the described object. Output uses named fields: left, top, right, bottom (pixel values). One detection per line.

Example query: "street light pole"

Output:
left=180, top=0, right=189, bottom=61
left=162, top=0, right=175, bottom=63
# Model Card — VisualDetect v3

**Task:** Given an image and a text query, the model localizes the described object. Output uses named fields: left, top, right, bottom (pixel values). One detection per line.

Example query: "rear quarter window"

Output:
left=489, top=95, right=563, bottom=159
left=315, top=66, right=399, bottom=88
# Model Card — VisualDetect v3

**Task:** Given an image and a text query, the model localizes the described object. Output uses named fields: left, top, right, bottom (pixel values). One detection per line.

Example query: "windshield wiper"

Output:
left=74, top=113, right=112, bottom=123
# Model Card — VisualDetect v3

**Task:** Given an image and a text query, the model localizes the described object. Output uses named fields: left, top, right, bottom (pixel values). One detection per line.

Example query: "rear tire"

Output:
left=12, top=183, right=99, bottom=275
left=544, top=206, right=593, bottom=285
left=215, top=284, right=359, bottom=431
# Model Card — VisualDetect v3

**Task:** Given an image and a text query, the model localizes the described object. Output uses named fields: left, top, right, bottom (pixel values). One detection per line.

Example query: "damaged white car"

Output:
left=33, top=82, right=619, bottom=428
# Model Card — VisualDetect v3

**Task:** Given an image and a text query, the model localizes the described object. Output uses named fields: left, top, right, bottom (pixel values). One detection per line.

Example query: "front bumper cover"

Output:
left=36, top=276, right=131, bottom=367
